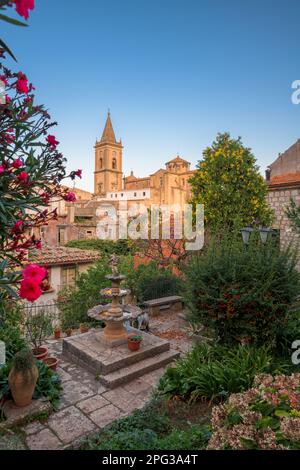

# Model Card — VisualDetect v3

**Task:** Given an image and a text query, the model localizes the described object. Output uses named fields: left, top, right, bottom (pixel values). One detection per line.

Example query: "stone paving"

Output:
left=0, top=311, right=192, bottom=450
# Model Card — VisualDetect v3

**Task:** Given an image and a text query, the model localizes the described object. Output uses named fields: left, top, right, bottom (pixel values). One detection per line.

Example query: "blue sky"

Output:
left=2, top=0, right=300, bottom=191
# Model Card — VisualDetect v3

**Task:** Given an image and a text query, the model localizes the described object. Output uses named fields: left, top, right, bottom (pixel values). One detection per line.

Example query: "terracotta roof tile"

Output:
left=166, top=155, right=190, bottom=165
left=27, top=246, right=100, bottom=267
left=270, top=172, right=300, bottom=185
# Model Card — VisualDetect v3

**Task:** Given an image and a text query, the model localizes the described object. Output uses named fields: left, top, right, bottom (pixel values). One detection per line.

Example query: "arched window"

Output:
left=99, top=158, right=103, bottom=169
left=112, top=158, right=117, bottom=169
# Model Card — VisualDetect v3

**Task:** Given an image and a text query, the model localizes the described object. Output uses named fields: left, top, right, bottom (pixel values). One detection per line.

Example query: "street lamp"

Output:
left=240, top=226, right=273, bottom=244
left=258, top=227, right=272, bottom=244
left=240, top=226, right=253, bottom=244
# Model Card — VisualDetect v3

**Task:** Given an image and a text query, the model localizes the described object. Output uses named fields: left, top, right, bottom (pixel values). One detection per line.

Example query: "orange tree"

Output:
left=189, top=133, right=273, bottom=233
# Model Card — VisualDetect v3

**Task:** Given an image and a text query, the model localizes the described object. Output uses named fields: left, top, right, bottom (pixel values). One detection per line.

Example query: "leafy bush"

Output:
left=0, top=303, right=26, bottom=359
left=183, top=236, right=300, bottom=346
left=158, top=343, right=288, bottom=402
left=65, top=239, right=134, bottom=256
left=59, top=255, right=133, bottom=330
left=286, top=197, right=300, bottom=234
left=82, top=398, right=211, bottom=450
left=0, top=363, right=10, bottom=401
left=33, top=360, right=62, bottom=409
left=154, top=425, right=211, bottom=450
left=127, top=262, right=183, bottom=302
left=208, top=373, right=300, bottom=449
left=24, top=309, right=53, bottom=349
left=276, top=310, right=300, bottom=359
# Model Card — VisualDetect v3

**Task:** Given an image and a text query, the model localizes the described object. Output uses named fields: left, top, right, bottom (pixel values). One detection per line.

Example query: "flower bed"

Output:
left=208, top=373, right=300, bottom=449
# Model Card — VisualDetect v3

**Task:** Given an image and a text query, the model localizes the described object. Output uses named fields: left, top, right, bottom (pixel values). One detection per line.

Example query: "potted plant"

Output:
left=128, top=335, right=142, bottom=351
left=24, top=310, right=52, bottom=361
left=44, top=357, right=59, bottom=371
left=80, top=323, right=89, bottom=334
left=54, top=325, right=61, bottom=340
left=8, top=349, right=39, bottom=407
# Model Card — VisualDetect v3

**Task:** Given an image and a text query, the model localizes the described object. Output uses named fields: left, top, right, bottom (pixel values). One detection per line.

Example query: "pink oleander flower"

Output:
left=36, top=240, right=42, bottom=249
left=46, top=134, right=59, bottom=149
left=40, top=192, right=50, bottom=204
left=17, top=171, right=29, bottom=183
left=19, top=278, right=42, bottom=302
left=22, top=264, right=47, bottom=283
left=12, top=158, right=23, bottom=169
left=16, top=72, right=29, bottom=94
left=75, top=169, right=82, bottom=178
left=0, top=165, right=4, bottom=174
left=24, top=96, right=33, bottom=104
left=2, top=128, right=15, bottom=144
left=11, top=220, right=24, bottom=234
left=64, top=192, right=77, bottom=202
left=13, top=0, right=35, bottom=20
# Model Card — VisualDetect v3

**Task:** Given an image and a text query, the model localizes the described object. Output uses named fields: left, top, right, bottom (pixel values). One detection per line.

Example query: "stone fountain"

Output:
left=87, top=254, right=141, bottom=346
left=62, top=254, right=179, bottom=389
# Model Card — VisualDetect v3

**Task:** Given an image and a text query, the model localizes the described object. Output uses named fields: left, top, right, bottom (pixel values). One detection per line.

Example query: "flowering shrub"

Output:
left=12, top=1, right=34, bottom=20
left=0, top=1, right=81, bottom=307
left=208, top=373, right=300, bottom=450
left=0, top=1, right=35, bottom=61
left=183, top=236, right=300, bottom=346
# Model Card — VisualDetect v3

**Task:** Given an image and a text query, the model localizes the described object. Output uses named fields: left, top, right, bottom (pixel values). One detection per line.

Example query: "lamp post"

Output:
left=258, top=227, right=273, bottom=244
left=240, top=226, right=253, bottom=244
left=240, top=226, right=273, bottom=244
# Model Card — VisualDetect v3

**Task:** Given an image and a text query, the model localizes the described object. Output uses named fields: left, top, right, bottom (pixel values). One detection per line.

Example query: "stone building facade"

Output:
left=267, top=139, right=300, bottom=251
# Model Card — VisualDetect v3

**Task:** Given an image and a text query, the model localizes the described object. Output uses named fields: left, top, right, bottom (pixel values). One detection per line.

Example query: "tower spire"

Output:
left=100, top=111, right=116, bottom=143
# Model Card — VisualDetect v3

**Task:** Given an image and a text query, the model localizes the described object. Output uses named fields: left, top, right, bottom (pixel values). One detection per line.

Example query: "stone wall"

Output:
left=267, top=183, right=300, bottom=256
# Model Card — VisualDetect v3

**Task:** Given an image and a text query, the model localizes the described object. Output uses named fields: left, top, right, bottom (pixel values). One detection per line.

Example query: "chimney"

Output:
left=265, top=166, right=271, bottom=182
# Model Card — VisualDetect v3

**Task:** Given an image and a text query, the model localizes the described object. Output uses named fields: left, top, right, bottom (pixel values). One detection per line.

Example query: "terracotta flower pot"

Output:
left=44, top=357, right=59, bottom=371
left=128, top=339, right=142, bottom=351
left=65, top=329, right=72, bottom=337
left=8, top=364, right=39, bottom=407
left=80, top=324, right=89, bottom=334
left=32, top=346, right=48, bottom=361
left=54, top=329, right=61, bottom=340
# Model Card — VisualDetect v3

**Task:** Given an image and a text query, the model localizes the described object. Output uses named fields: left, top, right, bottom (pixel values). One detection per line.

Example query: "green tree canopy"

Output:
left=189, top=133, right=273, bottom=233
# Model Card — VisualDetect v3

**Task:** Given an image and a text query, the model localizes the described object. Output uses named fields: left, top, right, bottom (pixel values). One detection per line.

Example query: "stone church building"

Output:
left=93, top=112, right=195, bottom=207
left=39, top=113, right=196, bottom=245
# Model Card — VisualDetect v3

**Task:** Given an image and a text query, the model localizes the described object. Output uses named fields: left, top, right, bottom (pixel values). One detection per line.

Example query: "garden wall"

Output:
left=267, top=182, right=300, bottom=267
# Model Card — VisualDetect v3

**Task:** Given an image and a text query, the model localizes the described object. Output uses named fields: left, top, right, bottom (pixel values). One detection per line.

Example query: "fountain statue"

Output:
left=87, top=254, right=142, bottom=346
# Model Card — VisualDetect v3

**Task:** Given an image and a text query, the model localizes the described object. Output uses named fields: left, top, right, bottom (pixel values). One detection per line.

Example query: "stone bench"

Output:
left=143, top=296, right=183, bottom=316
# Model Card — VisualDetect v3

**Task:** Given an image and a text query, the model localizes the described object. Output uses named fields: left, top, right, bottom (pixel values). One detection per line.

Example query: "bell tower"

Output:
left=94, top=112, right=123, bottom=195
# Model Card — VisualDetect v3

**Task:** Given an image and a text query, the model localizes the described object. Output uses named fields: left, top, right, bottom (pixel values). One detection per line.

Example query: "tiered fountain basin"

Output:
left=88, top=302, right=142, bottom=347
left=86, top=272, right=143, bottom=347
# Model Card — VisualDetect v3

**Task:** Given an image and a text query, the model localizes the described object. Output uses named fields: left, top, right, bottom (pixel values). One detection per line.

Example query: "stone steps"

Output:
left=62, top=329, right=180, bottom=389
left=100, top=349, right=180, bottom=388
left=63, top=330, right=170, bottom=375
